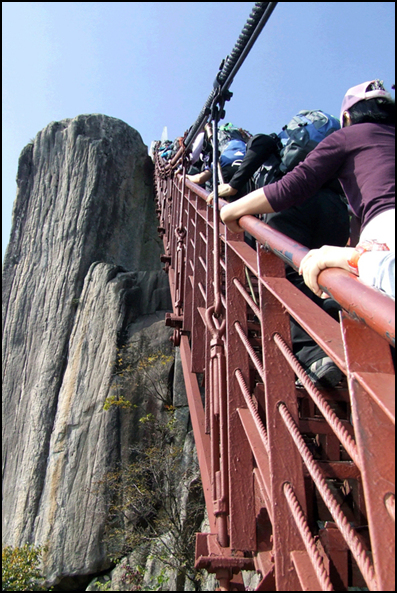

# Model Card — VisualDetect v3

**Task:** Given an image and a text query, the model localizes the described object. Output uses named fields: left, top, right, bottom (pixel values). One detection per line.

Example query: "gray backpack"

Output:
left=254, top=110, right=341, bottom=189
left=279, top=110, right=341, bottom=174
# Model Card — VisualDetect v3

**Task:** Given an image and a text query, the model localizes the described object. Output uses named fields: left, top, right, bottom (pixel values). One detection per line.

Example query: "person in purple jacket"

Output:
left=220, top=80, right=395, bottom=300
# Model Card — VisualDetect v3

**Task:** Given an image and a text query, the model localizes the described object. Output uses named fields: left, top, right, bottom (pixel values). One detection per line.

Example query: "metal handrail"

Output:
left=185, top=177, right=395, bottom=347
left=236, top=210, right=395, bottom=347
left=154, top=160, right=395, bottom=591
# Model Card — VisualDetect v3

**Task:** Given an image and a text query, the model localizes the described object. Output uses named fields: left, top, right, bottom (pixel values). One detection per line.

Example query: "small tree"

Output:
left=100, top=413, right=204, bottom=589
left=99, top=338, right=204, bottom=589
left=2, top=544, right=49, bottom=591
left=107, top=339, right=174, bottom=410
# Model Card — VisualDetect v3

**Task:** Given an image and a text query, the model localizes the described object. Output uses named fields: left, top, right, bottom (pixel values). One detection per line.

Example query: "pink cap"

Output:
left=340, top=80, right=393, bottom=126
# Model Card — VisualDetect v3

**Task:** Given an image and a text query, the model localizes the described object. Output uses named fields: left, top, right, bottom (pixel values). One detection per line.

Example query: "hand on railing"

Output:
left=220, top=212, right=245, bottom=234
left=207, top=183, right=238, bottom=205
left=299, top=245, right=356, bottom=298
left=219, top=187, right=275, bottom=232
left=186, top=171, right=211, bottom=186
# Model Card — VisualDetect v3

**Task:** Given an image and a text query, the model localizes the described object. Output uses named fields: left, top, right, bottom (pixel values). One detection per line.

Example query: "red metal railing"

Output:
left=154, top=156, right=395, bottom=592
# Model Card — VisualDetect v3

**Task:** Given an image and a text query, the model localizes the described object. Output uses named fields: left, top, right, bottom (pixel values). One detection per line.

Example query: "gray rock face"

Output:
left=33, top=263, right=172, bottom=582
left=2, top=114, right=173, bottom=585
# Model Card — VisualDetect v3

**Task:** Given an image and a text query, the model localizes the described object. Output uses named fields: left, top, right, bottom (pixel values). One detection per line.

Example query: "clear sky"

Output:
left=2, top=2, right=395, bottom=259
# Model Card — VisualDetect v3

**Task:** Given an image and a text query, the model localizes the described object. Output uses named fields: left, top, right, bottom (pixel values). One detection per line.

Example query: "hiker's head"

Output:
left=340, top=80, right=395, bottom=127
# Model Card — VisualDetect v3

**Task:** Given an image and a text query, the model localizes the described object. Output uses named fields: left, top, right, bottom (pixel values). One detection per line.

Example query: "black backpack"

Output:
left=253, top=151, right=283, bottom=189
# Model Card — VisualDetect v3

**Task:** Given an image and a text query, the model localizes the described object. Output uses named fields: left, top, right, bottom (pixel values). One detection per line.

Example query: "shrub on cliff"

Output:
left=2, top=545, right=50, bottom=591
left=97, top=413, right=204, bottom=589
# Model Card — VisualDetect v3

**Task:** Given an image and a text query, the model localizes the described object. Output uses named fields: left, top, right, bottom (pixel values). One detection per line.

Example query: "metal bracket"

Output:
left=165, top=313, right=184, bottom=328
left=195, top=533, right=255, bottom=573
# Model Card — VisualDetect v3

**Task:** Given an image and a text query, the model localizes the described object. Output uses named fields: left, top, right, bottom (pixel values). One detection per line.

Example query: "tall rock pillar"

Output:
left=2, top=115, right=170, bottom=584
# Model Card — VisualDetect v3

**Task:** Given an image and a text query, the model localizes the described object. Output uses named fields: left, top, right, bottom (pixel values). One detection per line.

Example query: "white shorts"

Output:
left=358, top=208, right=395, bottom=297
left=360, top=208, right=395, bottom=251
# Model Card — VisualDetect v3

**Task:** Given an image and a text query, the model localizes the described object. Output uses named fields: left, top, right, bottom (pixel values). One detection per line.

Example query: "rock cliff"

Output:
left=2, top=115, right=195, bottom=588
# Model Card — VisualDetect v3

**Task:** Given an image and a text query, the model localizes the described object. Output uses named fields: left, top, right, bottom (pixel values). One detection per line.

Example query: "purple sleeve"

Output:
left=265, top=131, right=347, bottom=212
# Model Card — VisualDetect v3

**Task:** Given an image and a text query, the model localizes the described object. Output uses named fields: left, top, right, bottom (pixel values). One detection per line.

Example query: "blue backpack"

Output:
left=220, top=139, right=246, bottom=168
left=218, top=123, right=248, bottom=150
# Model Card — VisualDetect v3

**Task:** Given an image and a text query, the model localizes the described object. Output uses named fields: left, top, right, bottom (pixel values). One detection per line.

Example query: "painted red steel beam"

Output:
left=156, top=194, right=216, bottom=533
left=179, top=334, right=216, bottom=533
left=236, top=213, right=395, bottom=347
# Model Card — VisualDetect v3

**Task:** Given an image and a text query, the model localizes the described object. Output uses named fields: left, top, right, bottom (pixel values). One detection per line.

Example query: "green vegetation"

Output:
left=96, top=411, right=204, bottom=590
left=97, top=342, right=204, bottom=589
left=108, top=342, right=174, bottom=410
left=94, top=564, right=168, bottom=591
left=103, top=394, right=136, bottom=410
left=2, top=544, right=50, bottom=591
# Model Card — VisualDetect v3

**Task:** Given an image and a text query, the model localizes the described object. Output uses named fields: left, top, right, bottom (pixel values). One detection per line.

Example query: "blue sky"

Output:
left=2, top=2, right=395, bottom=259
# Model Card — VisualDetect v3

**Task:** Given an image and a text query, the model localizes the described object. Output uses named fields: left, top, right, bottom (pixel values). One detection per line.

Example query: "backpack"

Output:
left=220, top=139, right=247, bottom=168
left=159, top=140, right=174, bottom=160
left=254, top=110, right=340, bottom=188
left=218, top=123, right=250, bottom=154
left=199, top=123, right=250, bottom=183
left=253, top=151, right=283, bottom=189
left=279, top=110, right=340, bottom=173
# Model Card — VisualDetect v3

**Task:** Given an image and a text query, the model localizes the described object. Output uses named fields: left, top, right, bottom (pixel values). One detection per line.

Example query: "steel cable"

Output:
left=283, top=482, right=334, bottom=591
left=235, top=368, right=269, bottom=452
left=183, top=2, right=277, bottom=151
left=215, top=3, right=271, bottom=88
left=233, top=277, right=261, bottom=319
left=234, top=321, right=264, bottom=383
left=273, top=332, right=360, bottom=468
left=278, top=402, right=377, bottom=591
